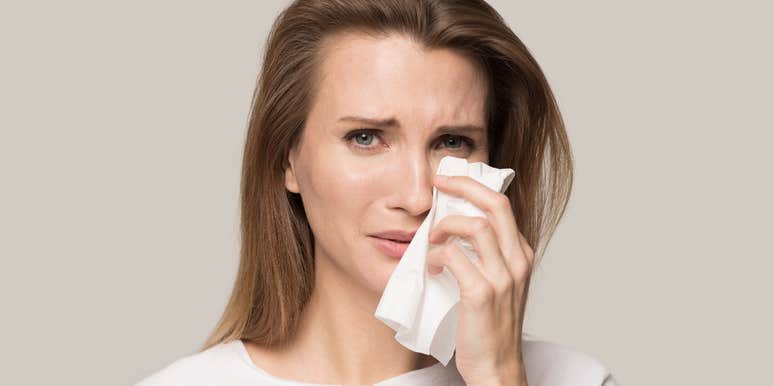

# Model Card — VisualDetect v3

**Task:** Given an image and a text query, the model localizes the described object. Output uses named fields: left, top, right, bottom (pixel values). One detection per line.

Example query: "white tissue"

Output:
left=374, top=155, right=516, bottom=366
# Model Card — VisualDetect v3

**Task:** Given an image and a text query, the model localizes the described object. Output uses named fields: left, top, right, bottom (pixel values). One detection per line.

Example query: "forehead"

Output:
left=312, top=32, right=489, bottom=125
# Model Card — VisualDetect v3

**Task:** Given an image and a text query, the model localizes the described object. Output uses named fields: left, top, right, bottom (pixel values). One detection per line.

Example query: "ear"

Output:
left=284, top=149, right=300, bottom=194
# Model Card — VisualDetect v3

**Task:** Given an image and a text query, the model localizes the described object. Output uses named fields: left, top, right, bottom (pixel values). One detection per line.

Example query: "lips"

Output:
left=370, top=236, right=411, bottom=259
left=370, top=230, right=417, bottom=242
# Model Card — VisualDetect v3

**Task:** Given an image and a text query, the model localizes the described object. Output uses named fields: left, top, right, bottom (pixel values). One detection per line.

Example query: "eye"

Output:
left=344, top=129, right=384, bottom=152
left=438, top=134, right=475, bottom=150
left=343, top=129, right=477, bottom=153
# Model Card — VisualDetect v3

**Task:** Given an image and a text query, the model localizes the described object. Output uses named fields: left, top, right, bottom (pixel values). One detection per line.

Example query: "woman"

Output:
left=137, top=0, right=618, bottom=385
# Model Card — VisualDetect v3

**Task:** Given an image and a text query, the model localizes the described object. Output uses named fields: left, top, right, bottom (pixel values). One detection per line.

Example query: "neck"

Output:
left=270, top=246, right=439, bottom=384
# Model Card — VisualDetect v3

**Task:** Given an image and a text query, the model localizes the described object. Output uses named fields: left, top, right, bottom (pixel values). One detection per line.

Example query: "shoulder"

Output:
left=134, top=340, right=246, bottom=386
left=521, top=333, right=619, bottom=386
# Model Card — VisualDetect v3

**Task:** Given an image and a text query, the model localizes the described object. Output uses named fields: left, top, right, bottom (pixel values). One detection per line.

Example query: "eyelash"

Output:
left=344, top=129, right=476, bottom=153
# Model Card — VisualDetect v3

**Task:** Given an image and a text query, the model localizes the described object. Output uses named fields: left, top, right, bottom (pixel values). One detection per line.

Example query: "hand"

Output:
left=426, top=174, right=533, bottom=386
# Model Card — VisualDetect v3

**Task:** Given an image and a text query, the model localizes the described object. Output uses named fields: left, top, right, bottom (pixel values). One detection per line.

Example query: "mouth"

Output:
left=369, top=236, right=411, bottom=259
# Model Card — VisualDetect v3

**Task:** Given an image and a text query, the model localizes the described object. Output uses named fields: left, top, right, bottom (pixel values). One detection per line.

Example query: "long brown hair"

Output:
left=202, top=0, right=573, bottom=351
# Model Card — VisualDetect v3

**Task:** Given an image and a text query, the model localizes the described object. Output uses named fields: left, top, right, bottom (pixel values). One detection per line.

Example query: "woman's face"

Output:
left=285, top=32, right=490, bottom=296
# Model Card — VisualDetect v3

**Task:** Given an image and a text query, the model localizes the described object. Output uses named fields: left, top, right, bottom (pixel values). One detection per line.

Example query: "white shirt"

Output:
left=136, top=333, right=619, bottom=386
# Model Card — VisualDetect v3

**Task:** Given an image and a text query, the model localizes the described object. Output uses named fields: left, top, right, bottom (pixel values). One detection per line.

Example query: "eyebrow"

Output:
left=337, top=115, right=486, bottom=136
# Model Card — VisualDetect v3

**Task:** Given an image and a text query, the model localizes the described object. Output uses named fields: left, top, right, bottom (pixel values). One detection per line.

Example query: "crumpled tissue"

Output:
left=374, top=155, right=516, bottom=366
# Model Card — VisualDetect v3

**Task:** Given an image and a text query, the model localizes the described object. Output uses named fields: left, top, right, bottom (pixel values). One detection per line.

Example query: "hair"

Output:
left=202, top=0, right=573, bottom=351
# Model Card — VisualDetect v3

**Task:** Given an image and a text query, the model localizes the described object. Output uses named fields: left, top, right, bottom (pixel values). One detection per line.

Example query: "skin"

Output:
left=244, top=31, right=531, bottom=386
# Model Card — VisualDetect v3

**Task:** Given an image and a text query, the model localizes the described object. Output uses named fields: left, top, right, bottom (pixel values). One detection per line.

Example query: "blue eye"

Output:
left=343, top=129, right=383, bottom=151
left=353, top=131, right=376, bottom=146
left=343, top=129, right=476, bottom=153
left=440, top=134, right=465, bottom=149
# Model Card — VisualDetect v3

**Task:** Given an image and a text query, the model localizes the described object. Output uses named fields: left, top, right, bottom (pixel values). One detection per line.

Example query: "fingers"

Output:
left=433, top=174, right=530, bottom=280
left=425, top=240, right=495, bottom=307
left=429, top=214, right=514, bottom=292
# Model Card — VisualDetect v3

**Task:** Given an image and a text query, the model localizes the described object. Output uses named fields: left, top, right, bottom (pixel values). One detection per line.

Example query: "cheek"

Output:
left=306, top=150, right=393, bottom=204
left=296, top=154, right=409, bottom=294
left=300, top=156, right=384, bottom=235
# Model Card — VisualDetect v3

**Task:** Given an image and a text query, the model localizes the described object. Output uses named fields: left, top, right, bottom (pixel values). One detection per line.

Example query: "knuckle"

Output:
left=525, top=247, right=534, bottom=261
left=522, top=240, right=535, bottom=258
left=495, top=193, right=512, bottom=210
left=468, top=284, right=495, bottom=306
left=493, top=274, right=514, bottom=293
left=470, top=218, right=490, bottom=233
left=432, top=217, right=457, bottom=239
left=511, top=258, right=532, bottom=279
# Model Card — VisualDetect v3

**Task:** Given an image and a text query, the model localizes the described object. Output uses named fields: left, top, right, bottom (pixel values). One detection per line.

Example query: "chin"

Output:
left=360, top=251, right=399, bottom=297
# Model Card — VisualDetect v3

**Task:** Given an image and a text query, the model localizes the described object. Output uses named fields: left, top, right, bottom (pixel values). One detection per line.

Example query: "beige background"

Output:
left=1, top=1, right=771, bottom=385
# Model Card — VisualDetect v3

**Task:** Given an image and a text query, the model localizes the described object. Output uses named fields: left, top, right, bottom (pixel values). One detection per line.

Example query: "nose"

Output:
left=390, top=154, right=435, bottom=217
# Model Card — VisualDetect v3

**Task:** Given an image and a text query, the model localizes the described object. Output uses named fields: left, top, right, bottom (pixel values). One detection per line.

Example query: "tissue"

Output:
left=374, top=155, right=516, bottom=366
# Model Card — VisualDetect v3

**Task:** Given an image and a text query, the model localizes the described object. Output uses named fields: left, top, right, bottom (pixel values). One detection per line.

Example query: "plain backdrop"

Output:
left=1, top=1, right=771, bottom=385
